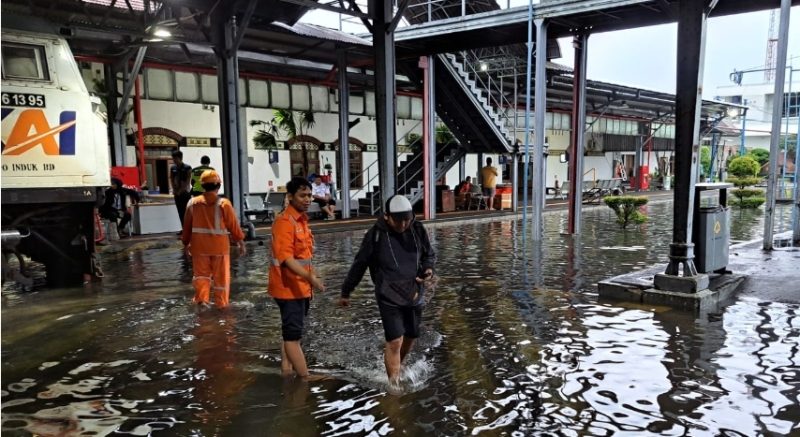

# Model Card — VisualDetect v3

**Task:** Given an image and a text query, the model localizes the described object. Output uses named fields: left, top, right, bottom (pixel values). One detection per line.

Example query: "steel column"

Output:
left=421, top=56, right=436, bottom=220
left=763, top=0, right=792, bottom=250
left=511, top=150, right=519, bottom=212
left=371, top=0, right=397, bottom=207
left=459, top=156, right=466, bottom=182
left=658, top=0, right=708, bottom=283
left=214, top=14, right=248, bottom=230
left=105, top=63, right=125, bottom=167
left=568, top=33, right=588, bottom=234
left=739, top=100, right=748, bottom=156
left=522, top=0, right=534, bottom=225
left=532, top=18, right=548, bottom=241
left=134, top=77, right=146, bottom=186
left=115, top=47, right=146, bottom=124
left=634, top=135, right=643, bottom=188
left=793, top=109, right=800, bottom=242
left=338, top=50, right=351, bottom=219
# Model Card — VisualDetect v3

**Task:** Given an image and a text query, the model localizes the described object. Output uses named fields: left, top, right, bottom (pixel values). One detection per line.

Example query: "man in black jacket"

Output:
left=339, top=195, right=436, bottom=386
left=100, top=178, right=140, bottom=237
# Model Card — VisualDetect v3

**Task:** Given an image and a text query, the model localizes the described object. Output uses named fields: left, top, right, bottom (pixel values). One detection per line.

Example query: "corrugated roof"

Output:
left=270, top=22, right=371, bottom=47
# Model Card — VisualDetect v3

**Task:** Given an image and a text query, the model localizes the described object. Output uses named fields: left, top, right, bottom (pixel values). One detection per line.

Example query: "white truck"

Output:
left=2, top=29, right=110, bottom=286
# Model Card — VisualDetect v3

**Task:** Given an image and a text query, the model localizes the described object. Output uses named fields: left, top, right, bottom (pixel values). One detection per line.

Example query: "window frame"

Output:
left=1, top=42, right=50, bottom=82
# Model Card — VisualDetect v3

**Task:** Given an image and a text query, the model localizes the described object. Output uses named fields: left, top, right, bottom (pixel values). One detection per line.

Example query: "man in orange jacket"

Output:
left=269, top=177, right=325, bottom=379
left=182, top=170, right=246, bottom=309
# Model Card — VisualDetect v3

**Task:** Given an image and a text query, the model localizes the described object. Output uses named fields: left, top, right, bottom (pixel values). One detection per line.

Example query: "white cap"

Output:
left=386, top=195, right=413, bottom=217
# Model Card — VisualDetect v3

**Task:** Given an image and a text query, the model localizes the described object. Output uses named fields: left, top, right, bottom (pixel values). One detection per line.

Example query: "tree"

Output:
left=726, top=156, right=764, bottom=208
left=250, top=110, right=316, bottom=175
left=603, top=196, right=649, bottom=229
left=700, top=145, right=711, bottom=179
left=746, top=148, right=769, bottom=167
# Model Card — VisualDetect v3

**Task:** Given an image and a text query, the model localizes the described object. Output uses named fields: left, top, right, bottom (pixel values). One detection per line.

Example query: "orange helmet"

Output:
left=200, top=170, right=221, bottom=184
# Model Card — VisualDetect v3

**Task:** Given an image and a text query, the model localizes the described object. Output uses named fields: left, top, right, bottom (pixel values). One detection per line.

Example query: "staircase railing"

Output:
left=347, top=121, right=422, bottom=210
left=459, top=49, right=518, bottom=132
left=438, top=53, right=514, bottom=152
left=396, top=139, right=459, bottom=196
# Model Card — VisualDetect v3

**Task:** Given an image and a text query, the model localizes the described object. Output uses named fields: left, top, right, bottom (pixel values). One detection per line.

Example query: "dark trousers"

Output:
left=99, top=208, right=131, bottom=234
left=174, top=192, right=192, bottom=226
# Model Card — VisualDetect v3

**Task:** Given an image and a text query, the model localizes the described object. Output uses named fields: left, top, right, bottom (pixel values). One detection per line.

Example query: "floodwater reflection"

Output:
left=2, top=202, right=798, bottom=436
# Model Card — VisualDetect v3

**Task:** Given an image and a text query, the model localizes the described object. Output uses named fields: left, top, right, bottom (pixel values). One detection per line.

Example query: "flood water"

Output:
left=2, top=202, right=798, bottom=436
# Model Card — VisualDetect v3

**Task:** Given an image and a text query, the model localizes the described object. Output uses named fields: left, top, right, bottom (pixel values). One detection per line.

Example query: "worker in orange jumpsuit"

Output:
left=269, top=176, right=325, bottom=379
left=181, top=170, right=246, bottom=309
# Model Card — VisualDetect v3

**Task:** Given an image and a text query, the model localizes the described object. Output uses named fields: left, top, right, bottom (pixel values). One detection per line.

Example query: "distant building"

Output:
left=715, top=78, right=800, bottom=151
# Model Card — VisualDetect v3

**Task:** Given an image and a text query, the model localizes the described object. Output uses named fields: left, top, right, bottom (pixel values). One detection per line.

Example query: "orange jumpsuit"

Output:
left=268, top=204, right=314, bottom=300
left=182, top=193, right=244, bottom=308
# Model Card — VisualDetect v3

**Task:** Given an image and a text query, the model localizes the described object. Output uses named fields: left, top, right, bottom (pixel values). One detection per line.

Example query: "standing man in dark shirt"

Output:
left=170, top=149, right=192, bottom=230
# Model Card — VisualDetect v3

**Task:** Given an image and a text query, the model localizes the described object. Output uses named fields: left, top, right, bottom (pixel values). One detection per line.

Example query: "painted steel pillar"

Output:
left=763, top=0, right=792, bottom=250
left=337, top=50, right=351, bottom=219
left=739, top=100, right=748, bottom=156
left=512, top=149, right=519, bottom=213
left=133, top=77, right=146, bottom=186
left=532, top=18, right=548, bottom=241
left=655, top=0, right=708, bottom=289
left=214, top=14, right=248, bottom=227
left=105, top=63, right=125, bottom=167
left=634, top=136, right=643, bottom=188
left=421, top=56, right=436, bottom=220
left=459, top=156, right=466, bottom=182
left=567, top=33, right=588, bottom=234
left=371, top=0, right=397, bottom=207
left=792, top=111, right=800, bottom=243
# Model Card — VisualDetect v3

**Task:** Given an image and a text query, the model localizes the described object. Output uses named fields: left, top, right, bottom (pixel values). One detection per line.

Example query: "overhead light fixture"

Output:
left=480, top=63, right=488, bottom=72
left=153, top=28, right=172, bottom=38
left=726, top=107, right=739, bottom=118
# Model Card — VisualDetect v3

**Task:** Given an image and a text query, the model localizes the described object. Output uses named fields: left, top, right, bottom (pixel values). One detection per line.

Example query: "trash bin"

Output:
left=693, top=183, right=732, bottom=273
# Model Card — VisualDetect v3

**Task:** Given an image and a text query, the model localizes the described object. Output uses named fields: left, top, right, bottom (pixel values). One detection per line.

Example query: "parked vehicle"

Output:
left=2, top=29, right=110, bottom=286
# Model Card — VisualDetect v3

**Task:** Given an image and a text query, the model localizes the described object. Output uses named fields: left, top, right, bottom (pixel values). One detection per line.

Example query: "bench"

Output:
left=244, top=191, right=286, bottom=223
left=582, top=179, right=624, bottom=204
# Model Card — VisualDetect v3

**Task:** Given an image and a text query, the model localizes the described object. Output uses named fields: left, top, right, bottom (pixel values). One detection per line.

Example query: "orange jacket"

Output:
left=182, top=193, right=245, bottom=256
left=268, top=204, right=314, bottom=299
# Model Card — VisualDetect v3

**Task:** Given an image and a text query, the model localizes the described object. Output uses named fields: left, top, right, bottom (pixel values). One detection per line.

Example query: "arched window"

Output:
left=346, top=143, right=363, bottom=189
left=288, top=135, right=321, bottom=177
left=334, top=138, right=365, bottom=190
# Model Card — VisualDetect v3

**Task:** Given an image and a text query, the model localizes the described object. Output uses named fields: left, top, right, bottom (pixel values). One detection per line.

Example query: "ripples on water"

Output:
left=2, top=203, right=798, bottom=436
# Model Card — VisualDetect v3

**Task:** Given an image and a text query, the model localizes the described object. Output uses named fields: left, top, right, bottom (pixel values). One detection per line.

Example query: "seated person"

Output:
left=99, top=178, right=140, bottom=237
left=455, top=176, right=474, bottom=194
left=311, top=175, right=336, bottom=220
left=454, top=176, right=474, bottom=210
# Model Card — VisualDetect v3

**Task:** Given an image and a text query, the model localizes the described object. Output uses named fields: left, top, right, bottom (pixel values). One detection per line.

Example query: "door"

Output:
left=156, top=160, right=169, bottom=194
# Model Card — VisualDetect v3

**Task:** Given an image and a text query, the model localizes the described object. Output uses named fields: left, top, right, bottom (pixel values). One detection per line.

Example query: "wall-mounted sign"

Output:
left=185, top=137, right=212, bottom=147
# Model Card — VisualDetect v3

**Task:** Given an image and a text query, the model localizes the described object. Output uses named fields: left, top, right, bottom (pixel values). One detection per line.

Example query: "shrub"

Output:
left=727, top=176, right=762, bottom=189
left=746, top=148, right=770, bottom=167
left=728, top=156, right=760, bottom=178
left=731, top=196, right=766, bottom=208
left=732, top=188, right=763, bottom=199
left=604, top=196, right=649, bottom=229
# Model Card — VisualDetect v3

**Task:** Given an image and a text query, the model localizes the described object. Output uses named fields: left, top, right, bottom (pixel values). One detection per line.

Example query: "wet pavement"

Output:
left=2, top=202, right=799, bottom=436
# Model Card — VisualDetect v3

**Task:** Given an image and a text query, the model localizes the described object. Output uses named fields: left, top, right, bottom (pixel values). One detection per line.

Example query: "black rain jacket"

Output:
left=341, top=216, right=436, bottom=307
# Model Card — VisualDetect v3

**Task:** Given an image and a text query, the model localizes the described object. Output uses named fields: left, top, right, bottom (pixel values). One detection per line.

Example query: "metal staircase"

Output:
left=437, top=53, right=516, bottom=152
left=355, top=139, right=465, bottom=215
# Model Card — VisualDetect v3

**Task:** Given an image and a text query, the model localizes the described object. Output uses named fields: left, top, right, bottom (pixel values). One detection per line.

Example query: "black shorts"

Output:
left=378, top=302, right=423, bottom=342
left=313, top=198, right=336, bottom=207
left=274, top=298, right=310, bottom=341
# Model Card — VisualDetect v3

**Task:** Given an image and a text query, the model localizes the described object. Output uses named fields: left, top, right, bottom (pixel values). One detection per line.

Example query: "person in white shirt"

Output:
left=311, top=176, right=336, bottom=220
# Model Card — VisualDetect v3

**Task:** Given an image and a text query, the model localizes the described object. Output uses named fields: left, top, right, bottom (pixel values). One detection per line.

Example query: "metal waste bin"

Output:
left=693, top=183, right=732, bottom=273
